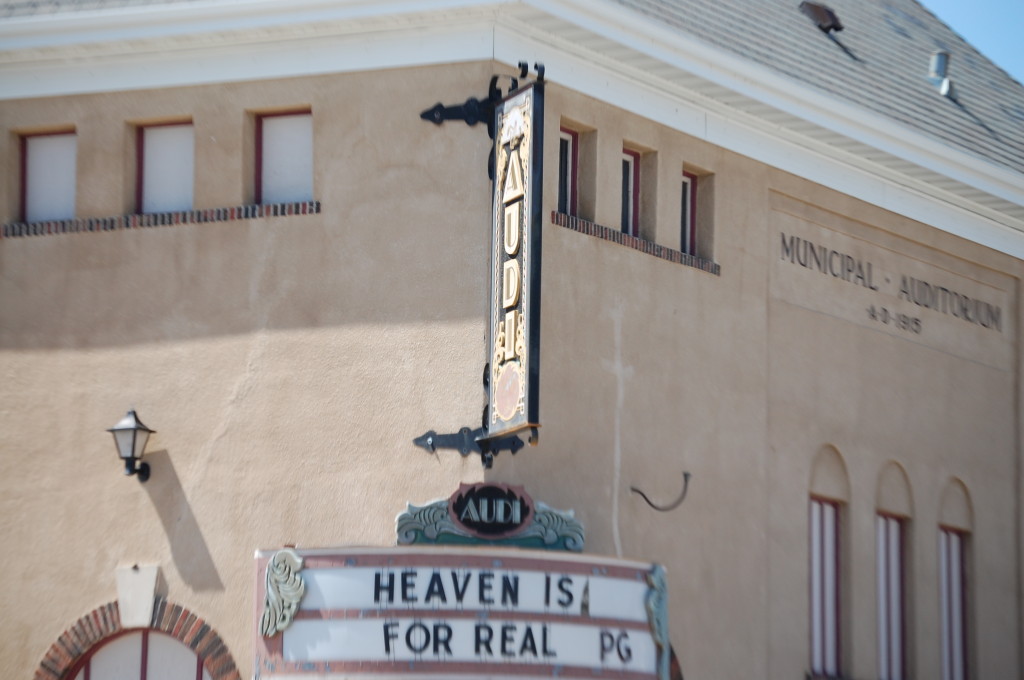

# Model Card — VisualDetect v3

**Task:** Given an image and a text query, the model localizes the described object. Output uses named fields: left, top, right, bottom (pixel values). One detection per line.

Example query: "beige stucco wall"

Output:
left=1, top=61, right=1020, bottom=679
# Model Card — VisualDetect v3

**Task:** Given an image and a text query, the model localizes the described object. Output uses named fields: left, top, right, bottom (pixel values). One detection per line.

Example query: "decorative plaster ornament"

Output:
left=259, top=548, right=305, bottom=637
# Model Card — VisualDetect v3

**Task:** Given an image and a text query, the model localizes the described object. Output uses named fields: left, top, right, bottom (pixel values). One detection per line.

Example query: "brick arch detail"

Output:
left=34, top=597, right=241, bottom=680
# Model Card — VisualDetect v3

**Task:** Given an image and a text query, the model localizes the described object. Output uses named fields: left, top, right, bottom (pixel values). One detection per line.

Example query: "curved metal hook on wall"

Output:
left=631, top=472, right=691, bottom=512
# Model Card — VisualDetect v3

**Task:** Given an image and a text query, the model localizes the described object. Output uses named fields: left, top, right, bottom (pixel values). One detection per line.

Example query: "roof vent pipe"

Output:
left=930, top=51, right=949, bottom=79
left=929, top=50, right=955, bottom=99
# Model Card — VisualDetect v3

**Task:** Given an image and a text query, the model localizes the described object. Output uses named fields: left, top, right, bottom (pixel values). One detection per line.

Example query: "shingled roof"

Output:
left=615, top=0, right=1024, bottom=175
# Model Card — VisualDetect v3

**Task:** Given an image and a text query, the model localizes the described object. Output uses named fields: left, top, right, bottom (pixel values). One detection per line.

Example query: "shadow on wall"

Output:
left=143, top=449, right=223, bottom=592
left=0, top=88, right=494, bottom=353
left=0, top=211, right=489, bottom=350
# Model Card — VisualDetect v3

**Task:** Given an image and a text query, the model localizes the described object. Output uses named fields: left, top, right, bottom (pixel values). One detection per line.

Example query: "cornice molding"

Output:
left=0, top=0, right=502, bottom=50
left=0, top=1, right=500, bottom=63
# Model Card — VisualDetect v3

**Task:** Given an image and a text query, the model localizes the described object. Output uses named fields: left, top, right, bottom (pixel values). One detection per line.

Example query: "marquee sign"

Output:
left=395, top=483, right=585, bottom=551
left=254, top=546, right=669, bottom=680
left=487, top=81, right=543, bottom=441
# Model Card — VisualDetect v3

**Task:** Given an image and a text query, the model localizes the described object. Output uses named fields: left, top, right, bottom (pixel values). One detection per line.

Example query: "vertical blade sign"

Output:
left=488, top=82, right=543, bottom=441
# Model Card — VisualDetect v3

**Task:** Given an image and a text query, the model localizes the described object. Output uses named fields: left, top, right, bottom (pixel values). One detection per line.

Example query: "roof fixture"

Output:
left=799, top=2, right=843, bottom=33
left=929, top=50, right=956, bottom=99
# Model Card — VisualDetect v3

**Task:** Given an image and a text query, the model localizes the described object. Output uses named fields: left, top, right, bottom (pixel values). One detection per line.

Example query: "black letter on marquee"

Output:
left=424, top=571, right=447, bottom=604
left=374, top=572, right=395, bottom=604
left=600, top=631, right=615, bottom=661
left=501, top=623, right=516, bottom=657
left=433, top=623, right=453, bottom=655
left=519, top=625, right=538, bottom=657
left=543, top=624, right=556, bottom=657
left=475, top=623, right=494, bottom=655
left=557, top=576, right=574, bottom=607
left=452, top=571, right=471, bottom=603
left=479, top=571, right=495, bottom=604
left=406, top=622, right=430, bottom=653
left=501, top=574, right=520, bottom=606
left=401, top=570, right=417, bottom=602
left=383, top=621, right=398, bottom=653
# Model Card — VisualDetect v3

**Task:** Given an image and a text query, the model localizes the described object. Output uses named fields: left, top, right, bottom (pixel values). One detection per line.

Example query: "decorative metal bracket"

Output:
left=420, top=73, right=507, bottom=137
left=420, top=95, right=496, bottom=128
left=420, top=61, right=546, bottom=178
left=631, top=471, right=692, bottom=512
left=413, top=426, right=524, bottom=469
left=414, top=61, right=545, bottom=468
left=420, top=62, right=544, bottom=130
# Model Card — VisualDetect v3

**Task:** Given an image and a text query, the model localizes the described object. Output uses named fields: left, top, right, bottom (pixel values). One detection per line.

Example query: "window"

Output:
left=621, top=148, right=640, bottom=236
left=940, top=527, right=968, bottom=680
left=810, top=497, right=841, bottom=677
left=21, top=131, right=76, bottom=222
left=256, top=110, right=313, bottom=204
left=681, top=171, right=697, bottom=255
left=138, top=122, right=194, bottom=214
left=877, top=514, right=906, bottom=680
left=69, top=630, right=210, bottom=680
left=557, top=127, right=579, bottom=216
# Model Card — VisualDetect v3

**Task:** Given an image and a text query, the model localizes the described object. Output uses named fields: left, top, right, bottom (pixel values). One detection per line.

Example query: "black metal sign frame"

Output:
left=485, top=81, right=543, bottom=443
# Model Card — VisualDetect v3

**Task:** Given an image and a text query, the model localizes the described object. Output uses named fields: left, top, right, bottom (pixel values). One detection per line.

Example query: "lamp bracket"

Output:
left=125, top=459, right=151, bottom=483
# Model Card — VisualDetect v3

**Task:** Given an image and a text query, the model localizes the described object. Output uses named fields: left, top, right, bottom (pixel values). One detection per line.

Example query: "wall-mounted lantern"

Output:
left=107, top=409, right=154, bottom=482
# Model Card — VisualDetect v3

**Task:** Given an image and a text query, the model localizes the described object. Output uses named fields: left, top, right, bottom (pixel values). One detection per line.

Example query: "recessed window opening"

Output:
left=255, top=110, right=313, bottom=205
left=137, top=122, right=194, bottom=214
left=810, top=497, right=841, bottom=677
left=558, top=127, right=579, bottom=216
left=940, top=527, right=968, bottom=680
left=621, top=148, right=640, bottom=236
left=681, top=171, right=698, bottom=255
left=21, top=130, right=76, bottom=223
left=68, top=629, right=209, bottom=680
left=877, top=513, right=907, bottom=680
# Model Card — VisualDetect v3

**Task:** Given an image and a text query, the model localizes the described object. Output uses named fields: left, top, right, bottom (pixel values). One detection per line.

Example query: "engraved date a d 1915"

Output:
left=867, top=305, right=921, bottom=334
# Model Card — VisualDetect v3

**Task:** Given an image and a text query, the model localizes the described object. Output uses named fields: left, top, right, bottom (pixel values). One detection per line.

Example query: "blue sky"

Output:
left=920, top=0, right=1024, bottom=83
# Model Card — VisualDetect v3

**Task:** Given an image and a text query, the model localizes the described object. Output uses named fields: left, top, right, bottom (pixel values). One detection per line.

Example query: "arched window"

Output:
left=809, top=446, right=850, bottom=679
left=34, top=598, right=239, bottom=680
left=68, top=629, right=209, bottom=680
left=939, top=478, right=972, bottom=680
left=876, top=462, right=913, bottom=680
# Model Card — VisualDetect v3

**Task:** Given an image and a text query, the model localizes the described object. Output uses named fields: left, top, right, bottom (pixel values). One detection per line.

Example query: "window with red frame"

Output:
left=137, top=122, right=194, bottom=214
left=21, top=130, right=76, bottom=223
left=621, top=148, right=640, bottom=236
left=681, top=171, right=698, bottom=255
left=255, top=110, right=313, bottom=205
left=558, top=127, right=579, bottom=216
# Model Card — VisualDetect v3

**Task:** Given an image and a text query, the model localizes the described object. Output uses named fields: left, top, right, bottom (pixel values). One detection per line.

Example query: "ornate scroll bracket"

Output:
left=645, top=564, right=670, bottom=680
left=259, top=548, right=305, bottom=637
left=631, top=472, right=691, bottom=512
